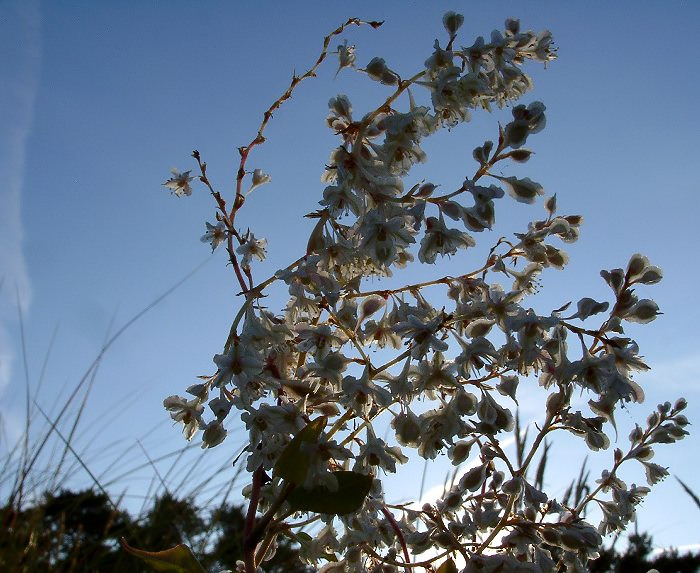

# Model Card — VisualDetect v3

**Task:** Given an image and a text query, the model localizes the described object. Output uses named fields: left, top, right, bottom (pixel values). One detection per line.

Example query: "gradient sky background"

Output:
left=2, top=0, right=699, bottom=553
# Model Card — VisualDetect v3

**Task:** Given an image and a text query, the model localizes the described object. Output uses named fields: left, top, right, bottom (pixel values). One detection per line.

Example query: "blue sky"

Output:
left=2, top=0, right=699, bottom=552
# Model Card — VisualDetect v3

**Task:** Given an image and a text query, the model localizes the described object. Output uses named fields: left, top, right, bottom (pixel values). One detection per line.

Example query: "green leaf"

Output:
left=120, top=539, right=206, bottom=573
left=274, top=416, right=327, bottom=485
left=287, top=470, right=373, bottom=515
left=436, top=557, right=458, bottom=573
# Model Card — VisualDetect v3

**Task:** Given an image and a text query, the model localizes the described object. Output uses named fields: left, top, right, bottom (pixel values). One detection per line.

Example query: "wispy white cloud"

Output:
left=0, top=0, right=41, bottom=399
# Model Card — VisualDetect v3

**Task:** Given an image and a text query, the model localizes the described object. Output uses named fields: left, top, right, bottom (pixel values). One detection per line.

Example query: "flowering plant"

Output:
left=125, top=12, right=688, bottom=573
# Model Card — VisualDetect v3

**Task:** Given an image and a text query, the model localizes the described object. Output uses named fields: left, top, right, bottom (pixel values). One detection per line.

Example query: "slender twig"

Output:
left=380, top=504, right=411, bottom=570
left=243, top=466, right=264, bottom=573
left=362, top=544, right=456, bottom=568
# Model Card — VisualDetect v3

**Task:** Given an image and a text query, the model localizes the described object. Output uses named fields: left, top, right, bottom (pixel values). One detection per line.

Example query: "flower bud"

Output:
left=505, top=18, right=520, bottom=35
left=380, top=69, right=399, bottom=86
left=250, top=168, right=271, bottom=191
left=626, top=253, right=649, bottom=280
left=574, top=297, right=609, bottom=320
left=497, top=375, right=519, bottom=403
left=391, top=410, right=422, bottom=446
left=365, top=57, right=388, bottom=81
left=415, top=182, right=437, bottom=198
left=459, top=463, right=488, bottom=492
left=201, top=421, right=227, bottom=448
left=502, top=476, right=523, bottom=495
left=540, top=527, right=560, bottom=545
left=601, top=268, right=625, bottom=294
left=511, top=149, right=534, bottom=163
left=629, top=424, right=643, bottom=444
left=624, top=299, right=661, bottom=324
left=637, top=267, right=663, bottom=284
left=449, top=440, right=473, bottom=465
left=440, top=200, right=463, bottom=221
left=630, top=445, right=654, bottom=461
left=452, top=391, right=478, bottom=416
left=497, top=176, right=544, bottom=204
left=186, top=383, right=208, bottom=399
left=356, top=295, right=386, bottom=326
left=504, top=120, right=529, bottom=148
left=442, top=11, right=464, bottom=37
left=546, top=387, right=570, bottom=417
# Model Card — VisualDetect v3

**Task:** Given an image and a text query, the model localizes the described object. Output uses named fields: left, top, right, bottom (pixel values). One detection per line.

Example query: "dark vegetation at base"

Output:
left=589, top=532, right=700, bottom=573
left=1, top=488, right=311, bottom=572
left=2, top=487, right=699, bottom=572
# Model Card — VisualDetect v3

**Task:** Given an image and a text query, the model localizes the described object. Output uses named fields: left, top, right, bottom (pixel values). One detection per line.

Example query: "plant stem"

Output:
left=243, top=466, right=264, bottom=573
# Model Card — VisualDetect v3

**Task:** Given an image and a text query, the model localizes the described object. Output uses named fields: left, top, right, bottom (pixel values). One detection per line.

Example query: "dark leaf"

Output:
left=287, top=471, right=372, bottom=515
left=120, top=539, right=206, bottom=573
left=436, top=558, right=458, bottom=573
left=274, top=417, right=327, bottom=485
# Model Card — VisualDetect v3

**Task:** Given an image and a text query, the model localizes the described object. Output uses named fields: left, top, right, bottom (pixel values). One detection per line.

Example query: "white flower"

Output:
left=359, top=212, right=416, bottom=267
left=393, top=314, right=448, bottom=359
left=212, top=342, right=263, bottom=388
left=295, top=323, right=346, bottom=359
left=236, top=232, right=267, bottom=268
left=163, top=395, right=204, bottom=440
left=208, top=395, right=232, bottom=420
left=341, top=367, right=392, bottom=416
left=249, top=168, right=271, bottom=193
left=391, top=408, right=422, bottom=446
left=361, top=315, right=402, bottom=349
left=418, top=215, right=475, bottom=263
left=241, top=403, right=305, bottom=445
left=320, top=183, right=363, bottom=217
left=163, top=168, right=195, bottom=197
left=417, top=406, right=464, bottom=459
left=409, top=352, right=458, bottom=397
left=201, top=420, right=227, bottom=448
left=454, top=336, right=499, bottom=378
left=355, top=426, right=408, bottom=474
left=335, top=40, right=356, bottom=76
left=200, top=221, right=227, bottom=252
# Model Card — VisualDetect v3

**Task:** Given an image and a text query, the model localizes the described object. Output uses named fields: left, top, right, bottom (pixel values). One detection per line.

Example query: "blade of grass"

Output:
left=7, top=257, right=210, bottom=508
left=33, top=401, right=118, bottom=511
left=675, top=475, right=700, bottom=511
left=533, top=440, right=550, bottom=491
left=10, top=289, right=33, bottom=509
left=137, top=438, right=171, bottom=498
left=51, top=310, right=117, bottom=487
left=418, top=457, right=428, bottom=503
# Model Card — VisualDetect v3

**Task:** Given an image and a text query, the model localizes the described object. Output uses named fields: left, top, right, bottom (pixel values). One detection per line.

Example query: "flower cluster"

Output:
left=159, top=12, right=686, bottom=573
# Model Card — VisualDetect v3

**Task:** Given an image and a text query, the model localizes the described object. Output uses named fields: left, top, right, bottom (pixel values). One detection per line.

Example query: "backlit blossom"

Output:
left=163, top=168, right=194, bottom=197
left=236, top=232, right=267, bottom=268
left=163, top=395, right=204, bottom=440
left=200, top=221, right=227, bottom=251
left=160, top=13, right=681, bottom=572
left=249, top=168, right=271, bottom=193
left=335, top=40, right=356, bottom=76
